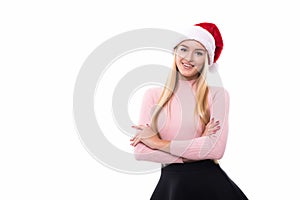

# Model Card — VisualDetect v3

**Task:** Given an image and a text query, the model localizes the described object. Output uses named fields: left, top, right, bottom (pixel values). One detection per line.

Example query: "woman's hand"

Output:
left=130, top=124, right=163, bottom=150
left=202, top=118, right=220, bottom=136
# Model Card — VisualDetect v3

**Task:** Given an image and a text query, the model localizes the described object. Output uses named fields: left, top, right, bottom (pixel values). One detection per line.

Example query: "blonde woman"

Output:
left=130, top=23, right=248, bottom=200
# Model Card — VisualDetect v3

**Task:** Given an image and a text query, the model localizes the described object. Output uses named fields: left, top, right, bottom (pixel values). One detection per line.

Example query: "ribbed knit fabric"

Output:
left=134, top=78, right=229, bottom=163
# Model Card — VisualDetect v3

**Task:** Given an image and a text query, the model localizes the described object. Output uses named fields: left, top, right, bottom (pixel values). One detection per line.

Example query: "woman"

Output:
left=130, top=22, right=248, bottom=200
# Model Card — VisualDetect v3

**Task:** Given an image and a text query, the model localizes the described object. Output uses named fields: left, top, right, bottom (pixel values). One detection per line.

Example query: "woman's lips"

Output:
left=182, top=62, right=194, bottom=70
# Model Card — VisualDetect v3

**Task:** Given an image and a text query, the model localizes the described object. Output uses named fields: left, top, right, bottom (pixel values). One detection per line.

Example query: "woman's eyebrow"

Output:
left=179, top=45, right=189, bottom=48
left=179, top=45, right=205, bottom=51
left=194, top=49, right=206, bottom=51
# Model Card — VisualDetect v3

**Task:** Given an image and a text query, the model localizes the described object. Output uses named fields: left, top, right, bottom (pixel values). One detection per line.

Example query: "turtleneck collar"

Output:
left=176, top=74, right=198, bottom=93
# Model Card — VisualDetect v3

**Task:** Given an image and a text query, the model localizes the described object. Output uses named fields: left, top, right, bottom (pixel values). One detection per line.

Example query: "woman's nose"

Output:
left=184, top=52, right=193, bottom=62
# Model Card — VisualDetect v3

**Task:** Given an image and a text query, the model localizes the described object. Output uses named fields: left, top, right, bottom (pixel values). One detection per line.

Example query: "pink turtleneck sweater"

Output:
left=134, top=79, right=230, bottom=164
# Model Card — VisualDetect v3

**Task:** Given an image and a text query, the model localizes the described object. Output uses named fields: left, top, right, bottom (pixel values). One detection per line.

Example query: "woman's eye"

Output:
left=180, top=48, right=187, bottom=52
left=195, top=52, right=203, bottom=56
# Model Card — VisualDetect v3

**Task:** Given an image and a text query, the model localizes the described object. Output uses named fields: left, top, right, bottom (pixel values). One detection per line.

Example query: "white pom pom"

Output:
left=208, top=63, right=219, bottom=73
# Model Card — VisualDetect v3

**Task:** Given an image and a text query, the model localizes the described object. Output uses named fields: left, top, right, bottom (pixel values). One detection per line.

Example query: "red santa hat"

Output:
left=174, top=22, right=223, bottom=72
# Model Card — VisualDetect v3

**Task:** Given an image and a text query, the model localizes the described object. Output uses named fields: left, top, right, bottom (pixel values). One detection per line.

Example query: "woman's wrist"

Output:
left=156, top=139, right=170, bottom=153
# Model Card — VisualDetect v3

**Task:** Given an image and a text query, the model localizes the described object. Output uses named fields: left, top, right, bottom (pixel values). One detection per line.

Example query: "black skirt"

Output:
left=150, top=160, right=248, bottom=200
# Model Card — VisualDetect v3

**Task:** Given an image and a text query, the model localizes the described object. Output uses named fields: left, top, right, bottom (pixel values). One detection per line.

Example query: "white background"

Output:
left=1, top=0, right=300, bottom=199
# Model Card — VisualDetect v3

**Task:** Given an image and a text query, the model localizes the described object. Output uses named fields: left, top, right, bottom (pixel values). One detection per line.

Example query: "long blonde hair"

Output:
left=151, top=53, right=211, bottom=133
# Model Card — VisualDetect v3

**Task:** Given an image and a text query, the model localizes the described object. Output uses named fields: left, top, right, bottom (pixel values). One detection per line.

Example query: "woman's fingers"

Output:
left=130, top=124, right=155, bottom=147
left=130, top=135, right=137, bottom=141
left=211, top=125, right=220, bottom=133
left=203, top=119, right=221, bottom=136
left=209, top=125, right=220, bottom=132
left=131, top=125, right=143, bottom=130
left=210, top=120, right=219, bottom=127
left=131, top=123, right=152, bottom=130
left=208, top=120, right=219, bottom=129
left=209, top=124, right=220, bottom=131
left=130, top=135, right=141, bottom=146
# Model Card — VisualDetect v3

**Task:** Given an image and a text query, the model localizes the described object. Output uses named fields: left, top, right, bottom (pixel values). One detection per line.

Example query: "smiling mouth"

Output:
left=182, top=62, right=194, bottom=69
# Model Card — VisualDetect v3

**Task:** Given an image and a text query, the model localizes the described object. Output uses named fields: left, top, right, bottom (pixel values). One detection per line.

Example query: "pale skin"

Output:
left=130, top=40, right=220, bottom=161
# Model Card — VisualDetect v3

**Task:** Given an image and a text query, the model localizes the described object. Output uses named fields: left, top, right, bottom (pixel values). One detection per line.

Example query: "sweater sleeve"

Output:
left=133, top=88, right=183, bottom=164
left=169, top=87, right=230, bottom=160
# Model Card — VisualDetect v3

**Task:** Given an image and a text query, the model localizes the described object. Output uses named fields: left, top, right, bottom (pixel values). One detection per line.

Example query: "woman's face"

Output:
left=175, top=40, right=206, bottom=80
